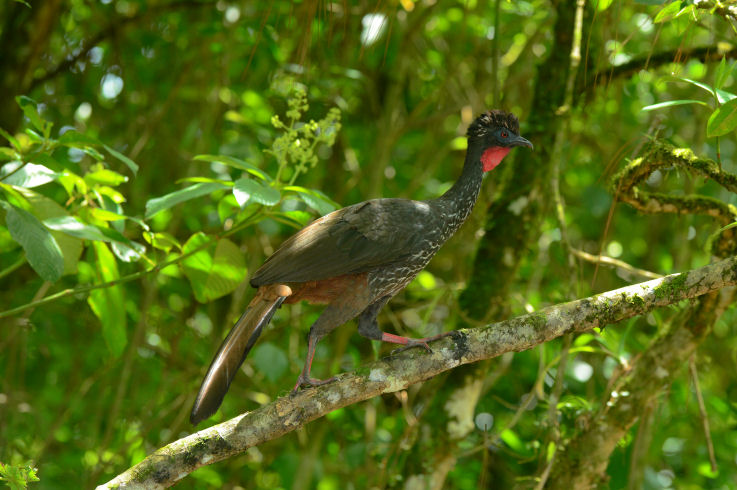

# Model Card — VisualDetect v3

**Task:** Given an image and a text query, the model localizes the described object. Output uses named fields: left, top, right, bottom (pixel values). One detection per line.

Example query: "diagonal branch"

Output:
left=98, top=255, right=737, bottom=489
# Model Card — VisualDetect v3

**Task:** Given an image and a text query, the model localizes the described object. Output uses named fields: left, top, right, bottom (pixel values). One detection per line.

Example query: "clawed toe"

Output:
left=291, top=374, right=337, bottom=394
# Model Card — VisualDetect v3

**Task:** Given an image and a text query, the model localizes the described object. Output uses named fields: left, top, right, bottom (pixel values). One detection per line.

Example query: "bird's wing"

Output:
left=250, top=198, right=436, bottom=285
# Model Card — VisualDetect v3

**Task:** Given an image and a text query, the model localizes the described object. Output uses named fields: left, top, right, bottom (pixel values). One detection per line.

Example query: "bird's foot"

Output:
left=384, top=331, right=453, bottom=355
left=291, top=373, right=337, bottom=394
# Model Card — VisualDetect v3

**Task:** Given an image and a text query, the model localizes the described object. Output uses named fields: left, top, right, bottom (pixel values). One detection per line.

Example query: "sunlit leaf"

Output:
left=84, top=168, right=128, bottom=186
left=642, top=99, right=708, bottom=111
left=707, top=98, right=737, bottom=137
left=44, top=216, right=133, bottom=247
left=1, top=201, right=64, bottom=282
left=88, top=242, right=127, bottom=357
left=0, top=162, right=59, bottom=187
left=180, top=232, right=247, bottom=302
left=16, top=96, right=47, bottom=133
left=103, top=144, right=139, bottom=175
left=233, top=177, right=280, bottom=207
left=144, top=182, right=229, bottom=218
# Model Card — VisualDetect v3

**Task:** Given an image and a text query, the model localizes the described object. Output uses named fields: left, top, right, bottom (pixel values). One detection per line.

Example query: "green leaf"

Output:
left=233, top=177, right=281, bottom=207
left=271, top=210, right=313, bottom=227
left=180, top=232, right=247, bottom=302
left=0, top=162, right=59, bottom=187
left=0, top=127, right=20, bottom=151
left=43, top=216, right=134, bottom=247
left=1, top=201, right=64, bottom=282
left=143, top=231, right=181, bottom=252
left=653, top=1, right=680, bottom=23
left=103, top=144, right=139, bottom=175
left=16, top=96, right=47, bottom=133
left=500, top=429, right=525, bottom=453
left=88, top=242, right=127, bottom=357
left=707, top=98, right=737, bottom=137
left=642, top=99, right=708, bottom=112
left=111, top=240, right=146, bottom=263
left=283, top=186, right=338, bottom=215
left=144, top=182, right=229, bottom=219
left=673, top=77, right=737, bottom=104
left=251, top=342, right=288, bottom=382
left=194, top=154, right=271, bottom=181
left=22, top=189, right=83, bottom=275
left=653, top=1, right=693, bottom=23
left=714, top=57, right=731, bottom=91
left=59, top=129, right=100, bottom=147
left=84, top=168, right=128, bottom=186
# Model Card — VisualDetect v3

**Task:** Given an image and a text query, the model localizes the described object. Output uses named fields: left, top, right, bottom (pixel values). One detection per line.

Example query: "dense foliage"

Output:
left=2, top=0, right=737, bottom=488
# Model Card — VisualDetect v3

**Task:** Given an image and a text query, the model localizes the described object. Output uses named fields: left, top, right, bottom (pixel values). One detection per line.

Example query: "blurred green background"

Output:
left=1, top=0, right=737, bottom=488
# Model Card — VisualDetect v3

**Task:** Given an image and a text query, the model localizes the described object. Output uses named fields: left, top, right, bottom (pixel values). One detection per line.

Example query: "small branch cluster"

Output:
left=612, top=139, right=737, bottom=256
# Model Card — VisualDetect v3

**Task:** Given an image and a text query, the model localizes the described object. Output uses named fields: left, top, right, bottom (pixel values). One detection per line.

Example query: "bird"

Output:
left=190, top=109, right=532, bottom=425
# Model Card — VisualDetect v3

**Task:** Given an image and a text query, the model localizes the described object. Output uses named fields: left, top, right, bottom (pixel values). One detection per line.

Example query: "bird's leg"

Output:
left=357, top=297, right=450, bottom=353
left=291, top=332, right=336, bottom=393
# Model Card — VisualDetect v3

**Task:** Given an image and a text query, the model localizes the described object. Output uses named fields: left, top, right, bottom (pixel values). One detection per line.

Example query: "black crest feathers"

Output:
left=466, top=110, right=520, bottom=140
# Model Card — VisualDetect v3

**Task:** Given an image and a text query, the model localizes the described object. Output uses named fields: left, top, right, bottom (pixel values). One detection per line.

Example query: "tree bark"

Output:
left=97, top=255, right=737, bottom=489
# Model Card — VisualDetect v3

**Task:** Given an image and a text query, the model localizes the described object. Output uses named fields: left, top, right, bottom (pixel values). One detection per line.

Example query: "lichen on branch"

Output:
left=98, top=254, right=737, bottom=489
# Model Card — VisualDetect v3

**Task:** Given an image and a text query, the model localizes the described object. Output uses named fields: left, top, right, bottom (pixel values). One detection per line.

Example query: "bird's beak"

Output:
left=509, top=134, right=533, bottom=150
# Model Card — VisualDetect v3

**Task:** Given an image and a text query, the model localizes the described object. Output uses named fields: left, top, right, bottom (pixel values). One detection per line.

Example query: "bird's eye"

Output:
left=500, top=131, right=508, bottom=138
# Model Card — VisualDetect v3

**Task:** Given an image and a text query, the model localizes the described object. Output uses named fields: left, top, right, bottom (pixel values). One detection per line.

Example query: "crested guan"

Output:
left=190, top=109, right=532, bottom=425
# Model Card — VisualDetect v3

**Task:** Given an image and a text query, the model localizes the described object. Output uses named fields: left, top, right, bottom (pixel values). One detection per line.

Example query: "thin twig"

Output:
left=571, top=248, right=663, bottom=280
left=689, top=357, right=717, bottom=473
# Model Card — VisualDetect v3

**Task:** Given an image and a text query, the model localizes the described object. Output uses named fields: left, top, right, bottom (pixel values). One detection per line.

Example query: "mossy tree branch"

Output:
left=548, top=141, right=737, bottom=487
left=98, top=255, right=737, bottom=489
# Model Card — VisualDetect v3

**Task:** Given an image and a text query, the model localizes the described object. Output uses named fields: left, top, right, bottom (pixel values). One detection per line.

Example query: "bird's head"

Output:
left=467, top=109, right=533, bottom=172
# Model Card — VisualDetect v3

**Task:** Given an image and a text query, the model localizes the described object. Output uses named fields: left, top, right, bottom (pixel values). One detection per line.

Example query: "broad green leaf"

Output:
left=653, top=1, right=680, bottom=23
left=88, top=242, right=127, bottom=357
left=180, top=232, right=247, bottom=302
left=0, top=147, right=17, bottom=161
left=16, top=96, right=47, bottom=133
left=271, top=210, right=312, bottom=227
left=251, top=342, right=288, bottom=382
left=283, top=185, right=338, bottom=215
left=20, top=188, right=83, bottom=275
left=194, top=154, right=271, bottom=181
left=217, top=194, right=240, bottom=223
left=1, top=201, right=64, bottom=282
left=89, top=207, right=127, bottom=222
left=0, top=162, right=59, bottom=187
left=59, top=129, right=100, bottom=147
left=144, top=182, right=229, bottom=218
left=653, top=1, right=692, bottom=23
left=143, top=231, right=181, bottom=252
left=84, top=168, right=128, bottom=186
left=44, top=216, right=134, bottom=247
left=642, top=99, right=708, bottom=112
left=233, top=177, right=281, bottom=207
left=714, top=57, right=731, bottom=90
left=707, top=98, right=737, bottom=137
left=111, top=240, right=145, bottom=263
left=103, top=144, right=139, bottom=175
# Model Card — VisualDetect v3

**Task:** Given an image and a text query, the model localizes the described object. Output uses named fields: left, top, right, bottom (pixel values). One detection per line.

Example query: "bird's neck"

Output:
left=432, top=142, right=487, bottom=231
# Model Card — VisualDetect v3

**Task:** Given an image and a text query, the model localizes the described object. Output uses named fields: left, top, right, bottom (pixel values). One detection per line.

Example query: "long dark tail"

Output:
left=190, top=294, right=286, bottom=425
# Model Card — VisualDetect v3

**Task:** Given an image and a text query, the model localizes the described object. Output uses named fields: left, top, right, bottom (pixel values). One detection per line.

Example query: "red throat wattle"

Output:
left=481, top=147, right=511, bottom=172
